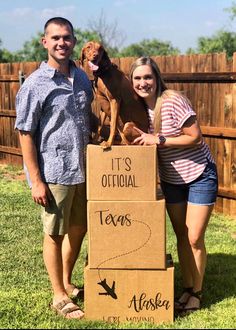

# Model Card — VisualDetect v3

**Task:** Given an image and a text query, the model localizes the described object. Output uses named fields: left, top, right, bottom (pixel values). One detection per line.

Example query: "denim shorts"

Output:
left=160, top=161, right=218, bottom=205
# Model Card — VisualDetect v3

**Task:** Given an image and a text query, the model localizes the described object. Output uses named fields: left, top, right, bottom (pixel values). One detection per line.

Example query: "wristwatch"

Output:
left=158, top=135, right=166, bottom=145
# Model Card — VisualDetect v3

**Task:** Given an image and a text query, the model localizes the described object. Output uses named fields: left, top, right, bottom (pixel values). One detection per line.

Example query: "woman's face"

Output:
left=132, top=64, right=157, bottom=102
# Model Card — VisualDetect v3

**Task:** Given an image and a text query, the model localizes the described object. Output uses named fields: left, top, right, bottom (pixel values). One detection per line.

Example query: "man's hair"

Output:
left=44, top=17, right=75, bottom=36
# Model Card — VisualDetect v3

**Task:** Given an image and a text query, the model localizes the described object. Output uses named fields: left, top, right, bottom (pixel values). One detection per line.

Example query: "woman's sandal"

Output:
left=174, top=287, right=193, bottom=311
left=178, top=290, right=202, bottom=316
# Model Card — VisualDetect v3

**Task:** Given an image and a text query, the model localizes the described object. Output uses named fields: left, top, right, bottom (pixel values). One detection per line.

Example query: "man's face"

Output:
left=41, top=23, right=76, bottom=65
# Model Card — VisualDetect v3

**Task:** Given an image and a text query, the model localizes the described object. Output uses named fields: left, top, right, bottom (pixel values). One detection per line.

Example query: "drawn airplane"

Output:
left=98, top=278, right=118, bottom=299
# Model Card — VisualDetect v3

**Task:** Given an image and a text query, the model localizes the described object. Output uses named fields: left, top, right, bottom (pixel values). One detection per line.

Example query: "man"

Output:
left=15, top=17, right=93, bottom=319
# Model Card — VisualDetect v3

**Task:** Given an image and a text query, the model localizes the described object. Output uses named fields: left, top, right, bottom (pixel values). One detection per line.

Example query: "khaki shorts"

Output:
left=42, top=183, right=87, bottom=235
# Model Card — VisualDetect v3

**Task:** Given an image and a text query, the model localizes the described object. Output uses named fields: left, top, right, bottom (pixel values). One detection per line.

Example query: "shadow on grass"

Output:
left=172, top=252, right=236, bottom=308
left=204, top=253, right=236, bottom=306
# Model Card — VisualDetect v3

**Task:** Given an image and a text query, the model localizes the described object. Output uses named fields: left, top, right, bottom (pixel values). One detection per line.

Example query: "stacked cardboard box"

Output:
left=85, top=145, right=174, bottom=326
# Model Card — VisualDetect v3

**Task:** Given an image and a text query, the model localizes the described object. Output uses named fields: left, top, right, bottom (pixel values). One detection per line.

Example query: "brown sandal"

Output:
left=51, top=297, right=84, bottom=319
left=66, top=284, right=84, bottom=301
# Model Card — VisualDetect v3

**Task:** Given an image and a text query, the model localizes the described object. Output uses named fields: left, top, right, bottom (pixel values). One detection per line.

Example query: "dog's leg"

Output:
left=100, top=99, right=119, bottom=149
left=117, top=117, right=130, bottom=145
left=98, top=110, right=106, bottom=136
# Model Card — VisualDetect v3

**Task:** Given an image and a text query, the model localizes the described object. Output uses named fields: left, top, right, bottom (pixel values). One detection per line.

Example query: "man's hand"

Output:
left=31, top=181, right=52, bottom=207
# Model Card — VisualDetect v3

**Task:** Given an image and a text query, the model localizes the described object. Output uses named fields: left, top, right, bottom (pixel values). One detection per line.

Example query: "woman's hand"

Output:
left=132, top=127, right=158, bottom=145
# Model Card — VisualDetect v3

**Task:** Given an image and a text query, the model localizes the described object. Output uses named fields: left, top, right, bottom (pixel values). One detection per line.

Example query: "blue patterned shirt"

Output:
left=15, top=61, right=93, bottom=185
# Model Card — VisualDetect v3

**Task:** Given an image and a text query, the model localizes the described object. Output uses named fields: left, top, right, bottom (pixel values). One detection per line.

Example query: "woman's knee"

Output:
left=188, top=233, right=204, bottom=249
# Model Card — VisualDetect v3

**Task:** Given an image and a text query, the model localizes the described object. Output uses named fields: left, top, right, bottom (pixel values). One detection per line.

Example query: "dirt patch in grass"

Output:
left=0, top=164, right=26, bottom=181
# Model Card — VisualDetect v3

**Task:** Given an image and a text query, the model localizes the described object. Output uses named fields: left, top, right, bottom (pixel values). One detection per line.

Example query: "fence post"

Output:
left=18, top=70, right=25, bottom=86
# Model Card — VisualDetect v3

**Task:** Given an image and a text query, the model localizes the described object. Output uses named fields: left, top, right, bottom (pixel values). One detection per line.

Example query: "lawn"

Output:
left=0, top=164, right=235, bottom=329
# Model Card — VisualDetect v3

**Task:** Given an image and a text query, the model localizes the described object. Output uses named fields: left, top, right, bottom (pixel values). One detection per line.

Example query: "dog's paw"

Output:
left=123, top=122, right=141, bottom=143
left=100, top=140, right=112, bottom=150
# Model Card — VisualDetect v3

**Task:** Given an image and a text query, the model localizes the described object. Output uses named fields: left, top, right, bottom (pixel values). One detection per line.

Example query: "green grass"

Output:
left=0, top=164, right=236, bottom=329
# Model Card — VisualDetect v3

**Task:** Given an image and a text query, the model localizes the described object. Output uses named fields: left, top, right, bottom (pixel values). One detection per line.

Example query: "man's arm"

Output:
left=18, top=131, right=51, bottom=206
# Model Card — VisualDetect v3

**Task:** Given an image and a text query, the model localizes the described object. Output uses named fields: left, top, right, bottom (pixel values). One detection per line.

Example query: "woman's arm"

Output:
left=164, top=116, right=202, bottom=148
left=133, top=116, right=202, bottom=147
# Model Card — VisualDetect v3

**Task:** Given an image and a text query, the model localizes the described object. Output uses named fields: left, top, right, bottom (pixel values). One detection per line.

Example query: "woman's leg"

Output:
left=183, top=203, right=214, bottom=309
left=167, top=202, right=193, bottom=289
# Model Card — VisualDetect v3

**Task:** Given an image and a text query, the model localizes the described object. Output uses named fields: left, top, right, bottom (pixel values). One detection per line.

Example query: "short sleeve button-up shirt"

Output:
left=15, top=61, right=93, bottom=185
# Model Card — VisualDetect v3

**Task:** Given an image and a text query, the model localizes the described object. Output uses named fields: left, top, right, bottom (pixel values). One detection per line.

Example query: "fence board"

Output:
left=0, top=53, right=235, bottom=218
left=201, top=126, right=236, bottom=138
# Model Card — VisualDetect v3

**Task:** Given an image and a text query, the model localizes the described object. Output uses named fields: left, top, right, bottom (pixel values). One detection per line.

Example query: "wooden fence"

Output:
left=0, top=53, right=236, bottom=218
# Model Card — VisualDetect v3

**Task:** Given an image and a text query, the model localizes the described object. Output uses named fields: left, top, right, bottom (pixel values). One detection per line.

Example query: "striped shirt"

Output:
left=148, top=93, right=214, bottom=184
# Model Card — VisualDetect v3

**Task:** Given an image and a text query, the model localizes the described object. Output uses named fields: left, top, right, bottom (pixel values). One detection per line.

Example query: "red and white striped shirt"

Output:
left=148, top=93, right=214, bottom=184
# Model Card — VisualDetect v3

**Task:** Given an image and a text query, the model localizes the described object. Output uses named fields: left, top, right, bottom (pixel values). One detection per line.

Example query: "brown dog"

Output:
left=80, top=41, right=149, bottom=148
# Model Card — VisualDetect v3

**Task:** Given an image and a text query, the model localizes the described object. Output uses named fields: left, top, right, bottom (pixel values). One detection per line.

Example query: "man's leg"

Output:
left=43, top=233, right=66, bottom=300
left=42, top=183, right=85, bottom=318
left=62, top=224, right=87, bottom=290
left=62, top=182, right=87, bottom=292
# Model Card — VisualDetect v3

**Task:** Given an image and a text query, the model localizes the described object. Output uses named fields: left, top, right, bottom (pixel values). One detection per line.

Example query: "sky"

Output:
left=0, top=0, right=236, bottom=54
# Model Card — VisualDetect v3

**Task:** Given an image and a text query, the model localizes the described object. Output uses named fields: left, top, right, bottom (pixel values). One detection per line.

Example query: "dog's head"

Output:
left=80, top=41, right=111, bottom=74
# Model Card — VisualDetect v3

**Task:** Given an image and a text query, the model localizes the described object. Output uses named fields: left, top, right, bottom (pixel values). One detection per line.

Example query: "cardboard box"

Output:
left=87, top=199, right=166, bottom=269
left=86, top=145, right=158, bottom=201
left=84, top=265, right=174, bottom=325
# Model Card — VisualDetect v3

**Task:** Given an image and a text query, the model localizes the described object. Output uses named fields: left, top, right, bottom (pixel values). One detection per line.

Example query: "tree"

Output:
left=87, top=9, right=126, bottom=57
left=0, top=39, right=17, bottom=63
left=14, top=32, right=46, bottom=62
left=187, top=2, right=236, bottom=58
left=224, top=1, right=236, bottom=20
left=186, top=29, right=236, bottom=58
left=119, top=38, right=180, bottom=57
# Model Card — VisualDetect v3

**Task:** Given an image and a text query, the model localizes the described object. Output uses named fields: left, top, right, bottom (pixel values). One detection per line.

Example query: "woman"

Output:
left=130, top=56, right=218, bottom=315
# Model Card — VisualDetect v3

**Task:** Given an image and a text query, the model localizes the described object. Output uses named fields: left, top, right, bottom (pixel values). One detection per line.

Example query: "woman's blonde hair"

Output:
left=129, top=56, right=183, bottom=133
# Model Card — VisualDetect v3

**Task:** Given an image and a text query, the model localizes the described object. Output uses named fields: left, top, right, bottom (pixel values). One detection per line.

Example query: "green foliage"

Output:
left=105, top=46, right=120, bottom=58
left=187, top=29, right=236, bottom=58
left=0, top=165, right=236, bottom=329
left=0, top=39, right=18, bottom=63
left=0, top=48, right=17, bottom=63
left=224, top=1, right=236, bottom=20
left=14, top=32, right=47, bottom=62
left=119, top=39, right=180, bottom=57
